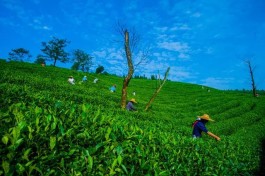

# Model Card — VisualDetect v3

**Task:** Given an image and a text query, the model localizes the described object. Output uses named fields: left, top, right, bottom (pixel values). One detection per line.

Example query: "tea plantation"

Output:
left=1, top=59, right=265, bottom=175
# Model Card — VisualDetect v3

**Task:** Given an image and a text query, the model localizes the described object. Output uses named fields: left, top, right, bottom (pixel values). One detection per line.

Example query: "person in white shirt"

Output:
left=93, top=78, right=98, bottom=83
left=68, top=76, right=75, bottom=85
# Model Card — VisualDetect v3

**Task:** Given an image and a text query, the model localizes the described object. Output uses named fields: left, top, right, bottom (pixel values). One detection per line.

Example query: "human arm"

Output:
left=196, top=122, right=220, bottom=140
left=207, top=132, right=221, bottom=141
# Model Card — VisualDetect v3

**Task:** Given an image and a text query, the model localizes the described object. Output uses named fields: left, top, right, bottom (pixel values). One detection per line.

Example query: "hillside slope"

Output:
left=1, top=60, right=265, bottom=175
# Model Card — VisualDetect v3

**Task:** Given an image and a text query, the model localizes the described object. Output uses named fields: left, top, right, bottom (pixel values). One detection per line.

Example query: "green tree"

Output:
left=151, top=75, right=157, bottom=80
left=8, top=48, right=31, bottom=62
left=71, top=62, right=80, bottom=71
left=34, top=55, right=46, bottom=64
left=41, top=37, right=70, bottom=66
left=72, top=49, right=93, bottom=72
left=95, top=65, right=104, bottom=74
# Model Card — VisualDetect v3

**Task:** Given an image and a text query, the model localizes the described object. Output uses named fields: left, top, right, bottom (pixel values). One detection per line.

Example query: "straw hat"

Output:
left=198, top=114, right=214, bottom=121
left=130, top=98, right=137, bottom=103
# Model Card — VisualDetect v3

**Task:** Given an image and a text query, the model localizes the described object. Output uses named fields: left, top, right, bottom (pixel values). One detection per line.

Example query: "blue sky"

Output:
left=1, top=0, right=265, bottom=90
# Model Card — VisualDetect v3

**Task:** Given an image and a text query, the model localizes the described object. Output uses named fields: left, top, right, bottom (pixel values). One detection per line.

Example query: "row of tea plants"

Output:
left=1, top=60, right=265, bottom=175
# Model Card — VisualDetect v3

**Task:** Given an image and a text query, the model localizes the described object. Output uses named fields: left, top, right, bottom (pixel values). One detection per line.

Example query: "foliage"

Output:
left=134, top=75, right=148, bottom=79
left=103, top=71, right=109, bottom=75
left=95, top=65, right=104, bottom=74
left=34, top=55, right=46, bottom=64
left=41, top=37, right=70, bottom=66
left=71, top=62, right=80, bottom=71
left=72, top=49, right=93, bottom=72
left=8, top=48, right=31, bottom=62
left=0, top=60, right=265, bottom=175
left=151, top=74, right=157, bottom=80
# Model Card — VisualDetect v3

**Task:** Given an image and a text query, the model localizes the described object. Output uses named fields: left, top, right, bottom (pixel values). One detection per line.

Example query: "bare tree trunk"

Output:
left=158, top=71, right=161, bottom=88
left=121, top=30, right=134, bottom=108
left=246, top=60, right=257, bottom=97
left=145, top=67, right=170, bottom=111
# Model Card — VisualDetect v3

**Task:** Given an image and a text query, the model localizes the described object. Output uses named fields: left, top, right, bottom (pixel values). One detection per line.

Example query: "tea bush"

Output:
left=0, top=60, right=265, bottom=175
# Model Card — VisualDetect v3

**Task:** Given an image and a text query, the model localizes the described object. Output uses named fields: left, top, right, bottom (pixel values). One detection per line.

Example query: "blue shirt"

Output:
left=192, top=120, right=208, bottom=137
left=110, top=86, right=116, bottom=92
left=126, top=101, right=136, bottom=111
left=82, top=77, right=87, bottom=81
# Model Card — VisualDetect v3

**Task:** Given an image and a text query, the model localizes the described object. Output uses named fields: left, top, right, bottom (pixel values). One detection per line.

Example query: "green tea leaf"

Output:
left=69, top=149, right=76, bottom=155
left=88, top=155, right=93, bottom=170
left=50, top=136, right=56, bottom=150
left=46, top=114, right=52, bottom=123
left=55, top=101, right=62, bottom=108
left=115, top=145, right=123, bottom=155
left=159, top=171, right=169, bottom=175
left=111, top=159, right=117, bottom=169
left=2, top=160, right=10, bottom=174
left=60, top=158, right=65, bottom=168
left=16, top=163, right=25, bottom=174
left=2, top=135, right=9, bottom=145
left=59, top=124, right=65, bottom=135
left=18, top=121, right=26, bottom=131
left=93, top=108, right=101, bottom=123
left=121, top=164, right=128, bottom=174
left=34, top=106, right=42, bottom=114
left=51, top=122, right=57, bottom=130
left=29, top=165, right=43, bottom=175
left=12, top=126, right=20, bottom=142
left=95, top=142, right=104, bottom=151
left=117, top=155, right=122, bottom=165
left=22, top=148, right=32, bottom=161
left=25, top=160, right=34, bottom=167
left=105, top=127, right=112, bottom=141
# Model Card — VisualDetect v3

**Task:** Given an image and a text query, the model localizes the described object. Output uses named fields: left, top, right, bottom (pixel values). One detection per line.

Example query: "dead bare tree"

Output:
left=116, top=23, right=149, bottom=109
left=121, top=29, right=134, bottom=108
left=245, top=60, right=257, bottom=97
left=145, top=67, right=170, bottom=111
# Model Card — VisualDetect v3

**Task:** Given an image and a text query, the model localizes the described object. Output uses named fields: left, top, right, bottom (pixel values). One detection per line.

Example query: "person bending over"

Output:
left=192, top=114, right=220, bottom=141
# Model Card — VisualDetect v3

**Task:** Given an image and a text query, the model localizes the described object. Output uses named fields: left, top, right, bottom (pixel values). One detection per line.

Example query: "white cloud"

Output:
left=154, top=27, right=168, bottom=33
left=158, top=41, right=189, bottom=53
left=170, top=24, right=191, bottom=31
left=29, top=19, right=52, bottom=31
left=168, top=66, right=195, bottom=81
left=93, top=50, right=107, bottom=58
left=178, top=53, right=190, bottom=60
left=2, top=0, right=28, bottom=21
left=200, top=77, right=234, bottom=90
left=205, top=47, right=214, bottom=54
left=192, top=12, right=201, bottom=18
left=43, top=26, right=52, bottom=30
left=0, top=17, right=20, bottom=27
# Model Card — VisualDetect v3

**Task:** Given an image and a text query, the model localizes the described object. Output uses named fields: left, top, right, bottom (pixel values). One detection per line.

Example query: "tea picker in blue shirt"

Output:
left=192, top=114, right=220, bottom=141
left=82, top=76, right=87, bottom=82
left=126, top=98, right=137, bottom=111
left=110, top=84, right=116, bottom=92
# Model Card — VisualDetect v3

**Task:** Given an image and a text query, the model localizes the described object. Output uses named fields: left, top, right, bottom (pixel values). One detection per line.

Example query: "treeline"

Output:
left=6, top=37, right=107, bottom=74
left=134, top=74, right=166, bottom=80
left=5, top=36, right=159, bottom=79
